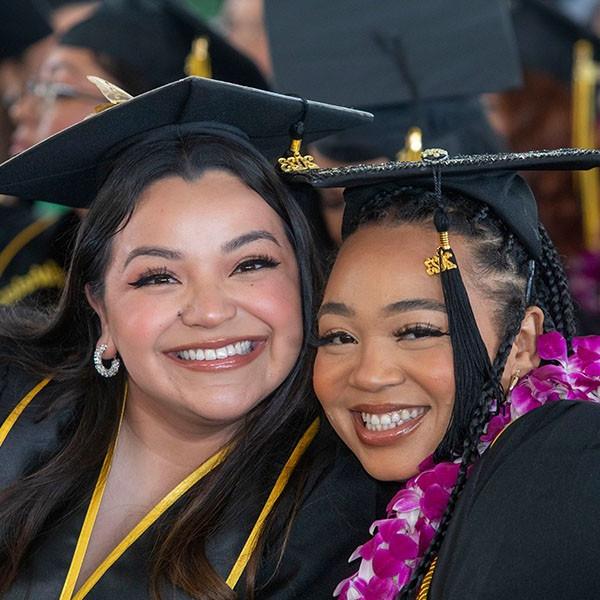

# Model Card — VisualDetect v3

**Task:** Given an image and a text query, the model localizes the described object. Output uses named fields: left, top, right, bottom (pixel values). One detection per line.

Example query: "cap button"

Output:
left=421, top=148, right=449, bottom=164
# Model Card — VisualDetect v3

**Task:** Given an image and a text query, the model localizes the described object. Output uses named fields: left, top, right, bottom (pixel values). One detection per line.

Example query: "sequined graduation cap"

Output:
left=265, top=0, right=521, bottom=160
left=60, top=0, right=270, bottom=92
left=0, top=76, right=372, bottom=208
left=288, top=147, right=600, bottom=457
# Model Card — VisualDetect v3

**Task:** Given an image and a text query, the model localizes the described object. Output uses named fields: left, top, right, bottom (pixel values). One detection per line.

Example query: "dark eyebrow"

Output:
left=318, top=302, right=355, bottom=319
left=382, top=299, right=447, bottom=316
left=221, top=230, right=281, bottom=253
left=123, top=246, right=183, bottom=269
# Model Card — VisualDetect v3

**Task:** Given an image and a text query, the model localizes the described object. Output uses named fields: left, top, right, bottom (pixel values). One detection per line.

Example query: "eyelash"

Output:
left=393, top=323, right=449, bottom=340
left=232, top=254, right=281, bottom=274
left=128, top=267, right=178, bottom=288
left=316, top=323, right=448, bottom=346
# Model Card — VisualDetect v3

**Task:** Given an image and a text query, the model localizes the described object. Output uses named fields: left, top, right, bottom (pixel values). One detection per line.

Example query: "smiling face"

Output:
left=88, top=170, right=303, bottom=438
left=314, top=223, right=506, bottom=481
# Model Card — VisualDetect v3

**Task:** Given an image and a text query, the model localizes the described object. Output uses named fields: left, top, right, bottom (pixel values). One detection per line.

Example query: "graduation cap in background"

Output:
left=60, top=0, right=270, bottom=92
left=265, top=0, right=522, bottom=161
left=511, top=0, right=600, bottom=82
left=0, top=76, right=372, bottom=208
left=0, top=0, right=52, bottom=60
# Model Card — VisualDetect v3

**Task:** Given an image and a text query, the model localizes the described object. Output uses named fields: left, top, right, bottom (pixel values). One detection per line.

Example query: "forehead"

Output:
left=115, top=171, right=287, bottom=247
left=38, top=46, right=103, bottom=80
left=324, top=223, right=476, bottom=307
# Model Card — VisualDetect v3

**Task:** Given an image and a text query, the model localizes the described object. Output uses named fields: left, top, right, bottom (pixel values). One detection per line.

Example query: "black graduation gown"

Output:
left=430, top=400, right=600, bottom=600
left=0, top=209, right=79, bottom=306
left=0, top=363, right=385, bottom=599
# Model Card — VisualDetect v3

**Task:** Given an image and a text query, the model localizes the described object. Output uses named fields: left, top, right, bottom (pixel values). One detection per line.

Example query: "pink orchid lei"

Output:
left=335, top=332, right=600, bottom=600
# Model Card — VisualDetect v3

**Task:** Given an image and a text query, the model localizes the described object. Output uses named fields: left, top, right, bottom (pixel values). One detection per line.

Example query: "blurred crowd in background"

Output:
left=2, top=0, right=600, bottom=332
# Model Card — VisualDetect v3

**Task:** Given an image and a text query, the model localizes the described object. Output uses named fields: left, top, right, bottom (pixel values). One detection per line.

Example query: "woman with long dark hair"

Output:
left=291, top=148, right=600, bottom=599
left=0, top=76, right=380, bottom=599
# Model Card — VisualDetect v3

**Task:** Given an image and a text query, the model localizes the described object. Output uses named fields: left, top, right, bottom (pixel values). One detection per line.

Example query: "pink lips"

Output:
left=351, top=406, right=429, bottom=447
left=165, top=337, right=267, bottom=372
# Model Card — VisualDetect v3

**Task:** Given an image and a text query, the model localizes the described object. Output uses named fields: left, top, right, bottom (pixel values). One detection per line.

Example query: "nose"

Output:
left=348, top=342, right=406, bottom=393
left=178, top=284, right=237, bottom=328
left=9, top=92, right=38, bottom=127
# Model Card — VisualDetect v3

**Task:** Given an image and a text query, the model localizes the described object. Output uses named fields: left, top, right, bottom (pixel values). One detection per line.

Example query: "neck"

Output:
left=121, top=385, right=237, bottom=476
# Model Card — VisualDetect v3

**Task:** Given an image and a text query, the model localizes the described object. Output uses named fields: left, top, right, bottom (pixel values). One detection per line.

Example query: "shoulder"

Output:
left=0, top=362, right=68, bottom=489
left=256, top=423, right=391, bottom=599
left=431, top=400, right=600, bottom=599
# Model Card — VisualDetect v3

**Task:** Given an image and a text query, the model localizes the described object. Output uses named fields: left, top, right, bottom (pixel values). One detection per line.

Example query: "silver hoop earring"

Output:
left=94, top=343, right=120, bottom=378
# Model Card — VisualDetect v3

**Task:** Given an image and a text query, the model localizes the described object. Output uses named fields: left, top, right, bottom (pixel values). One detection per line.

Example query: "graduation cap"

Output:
left=289, top=148, right=600, bottom=258
left=512, top=0, right=600, bottom=82
left=0, top=76, right=373, bottom=208
left=0, top=0, right=52, bottom=60
left=265, top=0, right=518, bottom=162
left=265, top=0, right=521, bottom=108
left=60, top=0, right=270, bottom=92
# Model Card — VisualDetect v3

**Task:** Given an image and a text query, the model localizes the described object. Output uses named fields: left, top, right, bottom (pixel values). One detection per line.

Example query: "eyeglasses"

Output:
left=24, top=80, right=104, bottom=106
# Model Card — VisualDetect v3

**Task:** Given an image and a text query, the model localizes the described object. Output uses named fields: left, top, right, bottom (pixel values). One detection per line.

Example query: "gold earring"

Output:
left=508, top=369, right=521, bottom=393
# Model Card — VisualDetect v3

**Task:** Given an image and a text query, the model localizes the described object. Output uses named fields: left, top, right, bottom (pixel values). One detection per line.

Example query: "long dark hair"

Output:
left=344, top=187, right=575, bottom=598
left=0, top=132, right=322, bottom=598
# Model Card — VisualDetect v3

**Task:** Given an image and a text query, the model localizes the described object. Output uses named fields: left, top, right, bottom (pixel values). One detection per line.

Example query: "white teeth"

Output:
left=176, top=341, right=255, bottom=361
left=361, top=407, right=427, bottom=432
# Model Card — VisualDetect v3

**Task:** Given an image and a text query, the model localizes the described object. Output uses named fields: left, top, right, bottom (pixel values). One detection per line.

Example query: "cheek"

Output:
left=241, top=273, right=303, bottom=346
left=313, top=351, right=347, bottom=409
left=106, top=294, right=176, bottom=352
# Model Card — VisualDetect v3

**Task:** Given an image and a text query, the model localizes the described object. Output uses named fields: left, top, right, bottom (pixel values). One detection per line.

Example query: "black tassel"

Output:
left=430, top=170, right=492, bottom=460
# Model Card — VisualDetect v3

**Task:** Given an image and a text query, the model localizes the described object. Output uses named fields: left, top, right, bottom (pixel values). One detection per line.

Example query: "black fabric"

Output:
left=0, top=77, right=372, bottom=208
left=60, top=0, right=269, bottom=92
left=265, top=0, right=521, bottom=107
left=312, top=98, right=504, bottom=163
left=512, top=0, right=600, bottom=83
left=0, top=210, right=79, bottom=306
left=0, top=0, right=51, bottom=60
left=0, top=369, right=388, bottom=598
left=430, top=400, right=600, bottom=599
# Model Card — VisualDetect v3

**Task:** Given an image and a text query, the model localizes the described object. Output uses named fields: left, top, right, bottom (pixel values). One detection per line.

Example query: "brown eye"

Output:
left=317, top=331, right=357, bottom=346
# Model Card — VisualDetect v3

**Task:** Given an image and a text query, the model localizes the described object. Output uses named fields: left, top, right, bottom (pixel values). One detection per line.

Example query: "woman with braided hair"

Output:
left=290, top=148, right=600, bottom=599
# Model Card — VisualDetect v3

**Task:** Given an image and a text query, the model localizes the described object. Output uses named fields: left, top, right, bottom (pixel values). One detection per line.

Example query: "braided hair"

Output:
left=344, top=185, right=576, bottom=598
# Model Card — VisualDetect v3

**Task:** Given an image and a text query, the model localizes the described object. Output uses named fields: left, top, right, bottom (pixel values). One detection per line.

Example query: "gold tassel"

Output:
left=396, top=126, right=423, bottom=162
left=277, top=138, right=320, bottom=173
left=185, top=37, right=212, bottom=79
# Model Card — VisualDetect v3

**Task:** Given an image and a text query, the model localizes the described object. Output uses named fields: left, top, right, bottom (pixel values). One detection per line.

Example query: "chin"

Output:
left=362, top=461, right=419, bottom=483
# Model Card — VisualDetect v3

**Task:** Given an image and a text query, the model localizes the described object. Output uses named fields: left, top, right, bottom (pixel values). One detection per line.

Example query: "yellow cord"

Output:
left=0, top=217, right=58, bottom=277
left=0, top=378, right=51, bottom=447
left=225, top=417, right=320, bottom=588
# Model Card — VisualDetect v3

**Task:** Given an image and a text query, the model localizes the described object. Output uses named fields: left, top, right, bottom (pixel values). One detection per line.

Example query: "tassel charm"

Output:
left=424, top=231, right=458, bottom=276
left=278, top=109, right=320, bottom=173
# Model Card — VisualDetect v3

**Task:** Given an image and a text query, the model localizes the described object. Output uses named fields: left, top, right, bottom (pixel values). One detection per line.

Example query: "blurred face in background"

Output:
left=9, top=45, right=107, bottom=155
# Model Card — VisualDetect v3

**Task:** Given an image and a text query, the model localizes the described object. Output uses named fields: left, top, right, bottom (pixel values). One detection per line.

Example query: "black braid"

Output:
left=398, top=309, right=524, bottom=599
left=536, top=225, right=576, bottom=340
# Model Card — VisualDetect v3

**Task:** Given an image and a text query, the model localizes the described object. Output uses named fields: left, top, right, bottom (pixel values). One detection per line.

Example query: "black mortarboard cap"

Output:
left=0, top=0, right=52, bottom=60
left=288, top=148, right=600, bottom=260
left=0, top=76, right=372, bottom=208
left=312, top=99, right=504, bottom=163
left=265, top=0, right=521, bottom=108
left=512, top=0, right=600, bottom=82
left=60, top=0, right=270, bottom=91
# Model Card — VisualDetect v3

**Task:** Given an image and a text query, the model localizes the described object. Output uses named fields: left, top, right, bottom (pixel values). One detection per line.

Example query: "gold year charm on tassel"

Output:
left=278, top=138, right=320, bottom=173
left=424, top=231, right=457, bottom=276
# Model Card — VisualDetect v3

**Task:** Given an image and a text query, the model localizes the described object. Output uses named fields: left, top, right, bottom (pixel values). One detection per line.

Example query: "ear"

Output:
left=501, top=306, right=545, bottom=389
left=85, top=283, right=118, bottom=358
